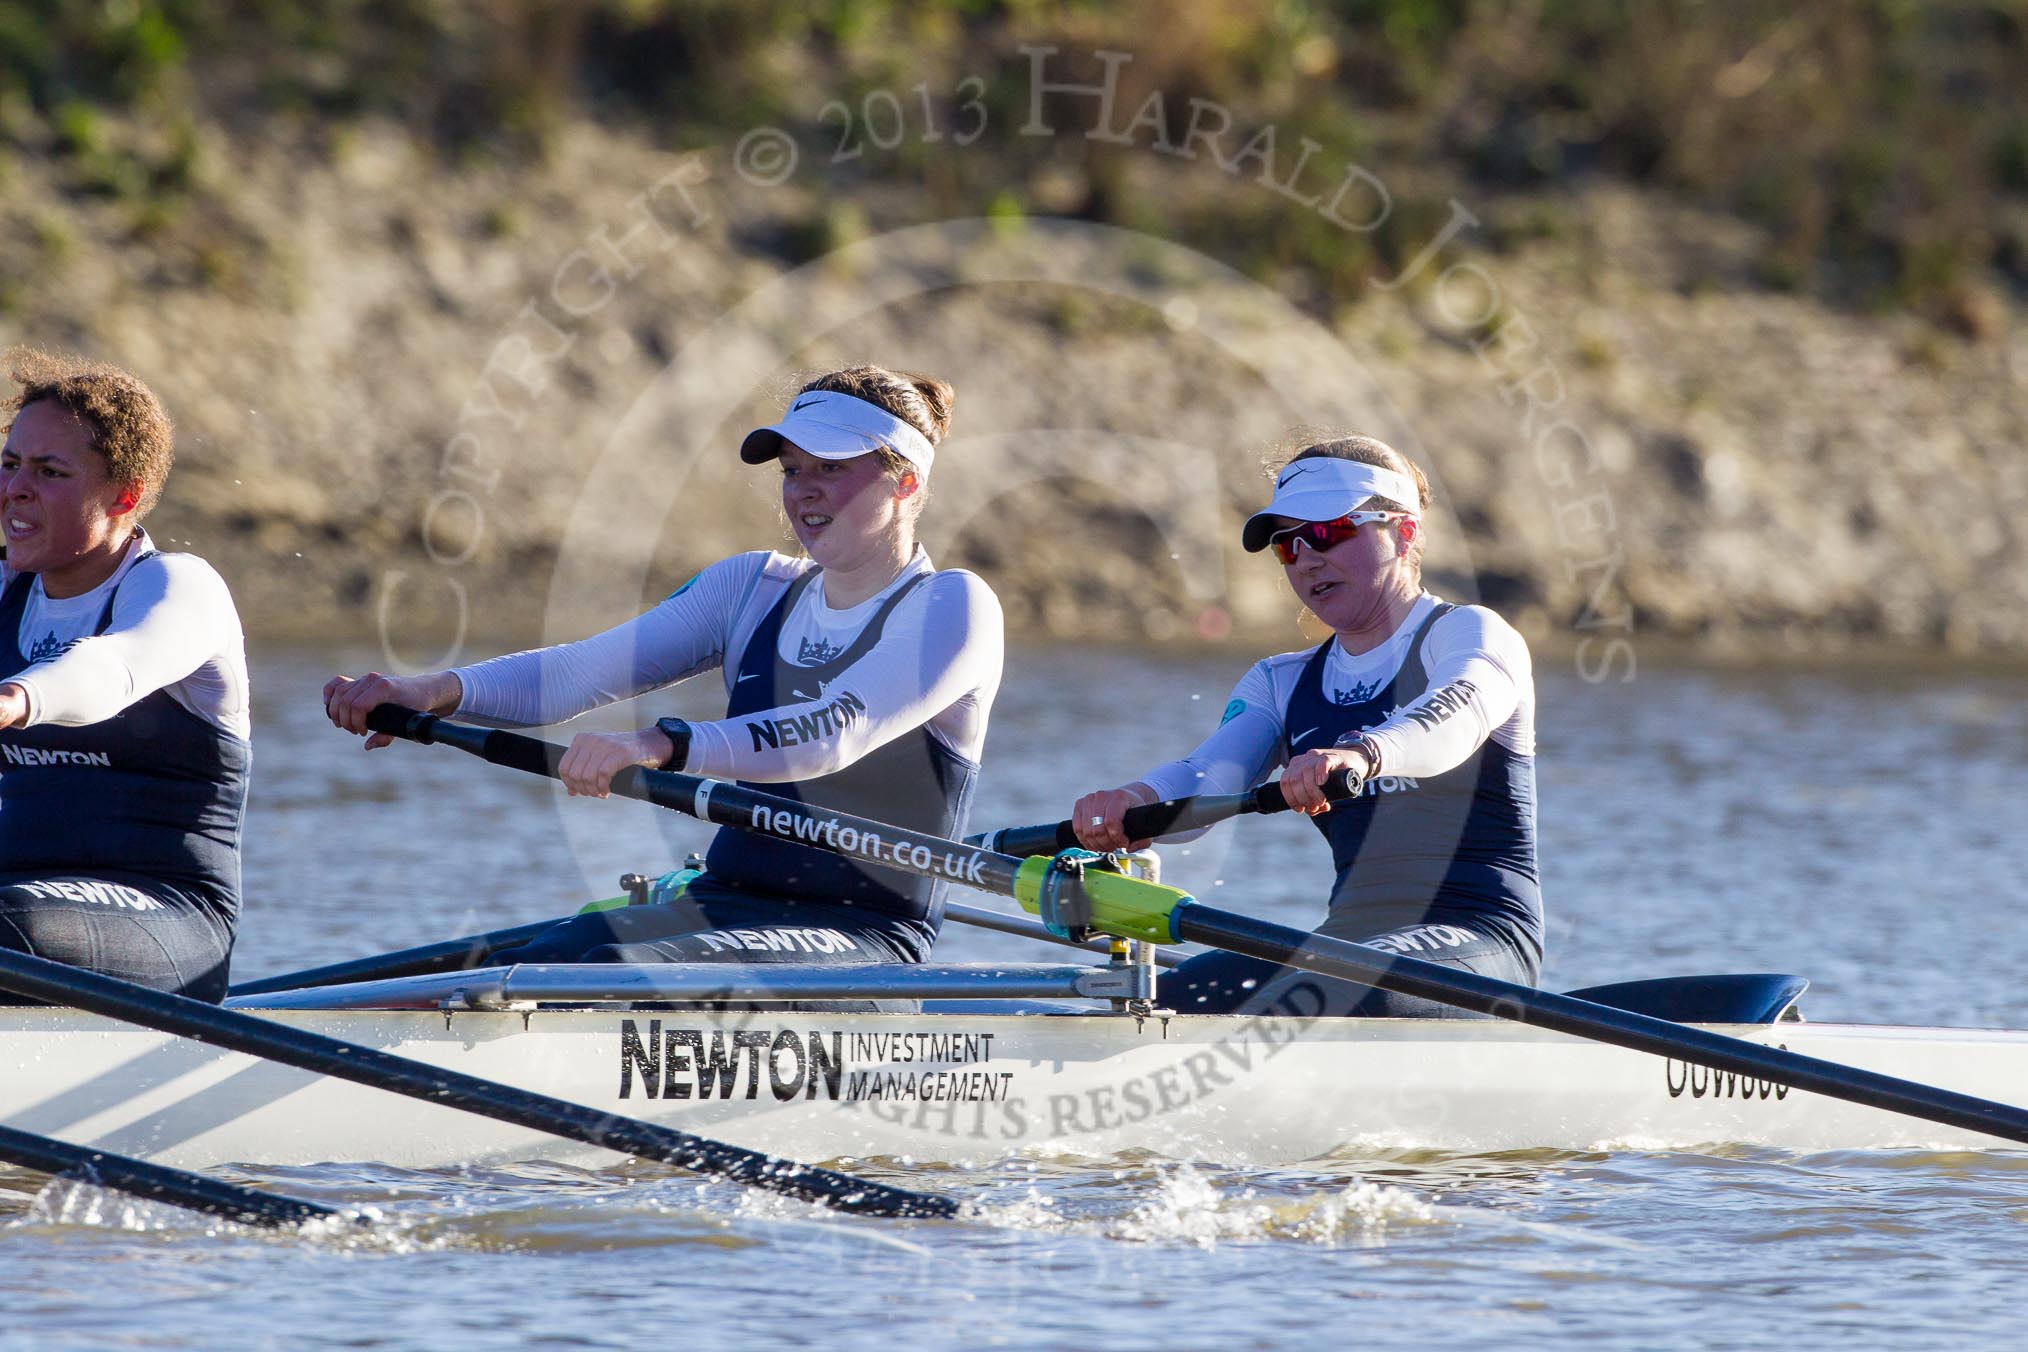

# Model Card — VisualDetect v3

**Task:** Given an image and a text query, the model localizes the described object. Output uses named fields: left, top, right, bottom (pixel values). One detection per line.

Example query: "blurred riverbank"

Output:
left=2, top=7, right=2024, bottom=657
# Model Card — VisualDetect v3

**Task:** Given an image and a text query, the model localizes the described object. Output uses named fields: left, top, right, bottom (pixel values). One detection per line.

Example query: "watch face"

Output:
left=656, top=718, right=690, bottom=769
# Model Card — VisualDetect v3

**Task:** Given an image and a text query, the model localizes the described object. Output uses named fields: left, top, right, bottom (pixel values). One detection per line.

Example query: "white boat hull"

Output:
left=5, top=1006, right=2027, bottom=1171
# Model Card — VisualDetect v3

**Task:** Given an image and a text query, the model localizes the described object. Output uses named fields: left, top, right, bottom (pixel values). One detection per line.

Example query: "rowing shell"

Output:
left=7, top=999, right=2028, bottom=1171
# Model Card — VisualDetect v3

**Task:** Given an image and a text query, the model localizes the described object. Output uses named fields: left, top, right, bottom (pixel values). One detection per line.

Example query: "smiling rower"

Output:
left=325, top=366, right=1004, bottom=970
left=1071, top=435, right=1542, bottom=1017
left=0, top=349, right=251, bottom=1002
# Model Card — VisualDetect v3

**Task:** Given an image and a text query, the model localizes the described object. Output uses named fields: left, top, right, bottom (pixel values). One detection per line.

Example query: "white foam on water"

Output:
left=962, top=1164, right=1438, bottom=1248
left=1109, top=1165, right=1438, bottom=1247
left=13, top=1176, right=445, bottom=1254
left=25, top=1178, right=206, bottom=1234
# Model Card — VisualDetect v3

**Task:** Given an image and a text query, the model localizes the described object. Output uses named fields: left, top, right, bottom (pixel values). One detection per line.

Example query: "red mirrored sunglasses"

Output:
left=1266, top=511, right=1411, bottom=565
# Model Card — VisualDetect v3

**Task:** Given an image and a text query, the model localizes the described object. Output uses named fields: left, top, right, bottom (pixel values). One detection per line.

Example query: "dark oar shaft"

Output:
left=974, top=790, right=1265, bottom=857
left=972, top=773, right=1356, bottom=857
left=0, top=1124, right=336, bottom=1228
left=1172, top=907, right=2028, bottom=1148
left=0, top=950, right=955, bottom=1219
left=362, top=706, right=2028, bottom=1150
left=364, top=705, right=1030, bottom=898
left=230, top=918, right=559, bottom=997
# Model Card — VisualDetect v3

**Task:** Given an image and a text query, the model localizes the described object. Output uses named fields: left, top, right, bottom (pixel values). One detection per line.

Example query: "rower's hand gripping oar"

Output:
left=971, top=771, right=1361, bottom=857
left=365, top=703, right=2028, bottom=1151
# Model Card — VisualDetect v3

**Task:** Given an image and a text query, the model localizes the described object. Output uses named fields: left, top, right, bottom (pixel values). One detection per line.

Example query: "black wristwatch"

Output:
left=654, top=717, right=693, bottom=771
left=1334, top=732, right=1381, bottom=779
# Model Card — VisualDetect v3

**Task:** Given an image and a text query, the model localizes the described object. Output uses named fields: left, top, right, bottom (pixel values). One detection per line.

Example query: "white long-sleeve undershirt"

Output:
left=1137, top=595, right=1533, bottom=803
left=451, top=549, right=1003, bottom=781
left=3, top=533, right=251, bottom=740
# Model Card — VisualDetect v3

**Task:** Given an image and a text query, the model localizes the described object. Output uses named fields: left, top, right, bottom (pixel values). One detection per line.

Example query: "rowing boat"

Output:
left=9, top=711, right=2028, bottom=1226
left=7, top=959, right=2028, bottom=1172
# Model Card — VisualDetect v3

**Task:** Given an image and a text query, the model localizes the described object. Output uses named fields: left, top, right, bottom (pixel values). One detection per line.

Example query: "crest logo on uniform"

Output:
left=1330, top=677, right=1383, bottom=706
left=26, top=632, right=79, bottom=663
left=796, top=637, right=844, bottom=665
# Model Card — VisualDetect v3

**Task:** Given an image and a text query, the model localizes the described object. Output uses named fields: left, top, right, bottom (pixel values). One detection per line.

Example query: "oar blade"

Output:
left=0, top=1123, right=336, bottom=1229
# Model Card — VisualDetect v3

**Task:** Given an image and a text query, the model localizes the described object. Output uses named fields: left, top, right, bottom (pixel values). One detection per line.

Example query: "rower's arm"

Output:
left=682, top=569, right=1003, bottom=780
left=1354, top=605, right=1530, bottom=778
left=449, top=553, right=763, bottom=727
left=7, top=555, right=242, bottom=729
left=1133, top=661, right=1286, bottom=806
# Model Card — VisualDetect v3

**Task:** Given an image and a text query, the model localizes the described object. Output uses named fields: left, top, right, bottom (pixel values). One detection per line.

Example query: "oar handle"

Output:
left=370, top=706, right=692, bottom=801
left=366, top=703, right=436, bottom=742
left=367, top=709, right=698, bottom=823
left=368, top=705, right=557, bottom=772
left=977, top=768, right=1361, bottom=858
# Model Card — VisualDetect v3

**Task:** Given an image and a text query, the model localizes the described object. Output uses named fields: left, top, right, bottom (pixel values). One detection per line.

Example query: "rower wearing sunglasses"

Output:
left=1071, top=435, right=1541, bottom=1017
left=326, top=366, right=1004, bottom=975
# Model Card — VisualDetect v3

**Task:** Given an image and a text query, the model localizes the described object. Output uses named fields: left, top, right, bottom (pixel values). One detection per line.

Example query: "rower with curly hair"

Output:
left=0, top=349, right=251, bottom=1002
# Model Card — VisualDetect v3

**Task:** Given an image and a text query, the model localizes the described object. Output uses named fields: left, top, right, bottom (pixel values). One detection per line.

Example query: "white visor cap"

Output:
left=739, top=389, right=936, bottom=475
left=1240, top=457, right=1421, bottom=553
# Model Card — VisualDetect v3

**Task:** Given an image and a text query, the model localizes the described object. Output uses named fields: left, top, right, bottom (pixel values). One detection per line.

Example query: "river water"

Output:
left=4, top=642, right=2027, bottom=1349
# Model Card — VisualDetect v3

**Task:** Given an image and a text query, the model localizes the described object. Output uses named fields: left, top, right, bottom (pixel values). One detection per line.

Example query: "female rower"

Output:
left=1071, top=435, right=1541, bottom=1017
left=0, top=350, right=251, bottom=1002
left=325, top=366, right=1003, bottom=968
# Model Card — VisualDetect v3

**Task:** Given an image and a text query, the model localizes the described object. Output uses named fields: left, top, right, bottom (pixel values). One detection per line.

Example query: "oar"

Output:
left=362, top=704, right=2028, bottom=1150
left=969, top=774, right=1357, bottom=856
left=229, top=917, right=564, bottom=997
left=0, top=950, right=954, bottom=1219
left=0, top=1123, right=338, bottom=1229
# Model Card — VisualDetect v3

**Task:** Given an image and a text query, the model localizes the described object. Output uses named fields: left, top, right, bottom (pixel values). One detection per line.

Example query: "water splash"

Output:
left=1109, top=1165, right=1437, bottom=1247
left=964, top=1163, right=1437, bottom=1248
left=11, top=1175, right=446, bottom=1254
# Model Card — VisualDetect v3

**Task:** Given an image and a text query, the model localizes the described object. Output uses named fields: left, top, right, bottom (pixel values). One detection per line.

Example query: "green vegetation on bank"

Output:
left=3, top=0, right=2023, bottom=329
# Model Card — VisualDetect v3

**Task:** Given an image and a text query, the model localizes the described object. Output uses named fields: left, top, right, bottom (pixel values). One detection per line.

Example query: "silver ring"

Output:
left=1089, top=816, right=1104, bottom=826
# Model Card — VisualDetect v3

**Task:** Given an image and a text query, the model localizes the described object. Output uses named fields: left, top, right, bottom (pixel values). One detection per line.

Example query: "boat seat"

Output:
left=1562, top=973, right=1808, bottom=1024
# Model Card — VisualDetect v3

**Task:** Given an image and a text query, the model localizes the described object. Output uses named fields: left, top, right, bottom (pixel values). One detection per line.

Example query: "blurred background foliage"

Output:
left=2, top=0, right=2023, bottom=330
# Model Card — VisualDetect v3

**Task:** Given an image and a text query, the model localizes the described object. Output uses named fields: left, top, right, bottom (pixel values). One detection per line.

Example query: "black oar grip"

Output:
left=1249, top=766, right=1359, bottom=815
left=984, top=820, right=1079, bottom=857
left=471, top=727, right=562, bottom=777
left=366, top=703, right=561, bottom=777
left=1117, top=796, right=1208, bottom=842
left=365, top=702, right=435, bottom=741
left=980, top=791, right=1241, bottom=857
left=979, top=767, right=1362, bottom=858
